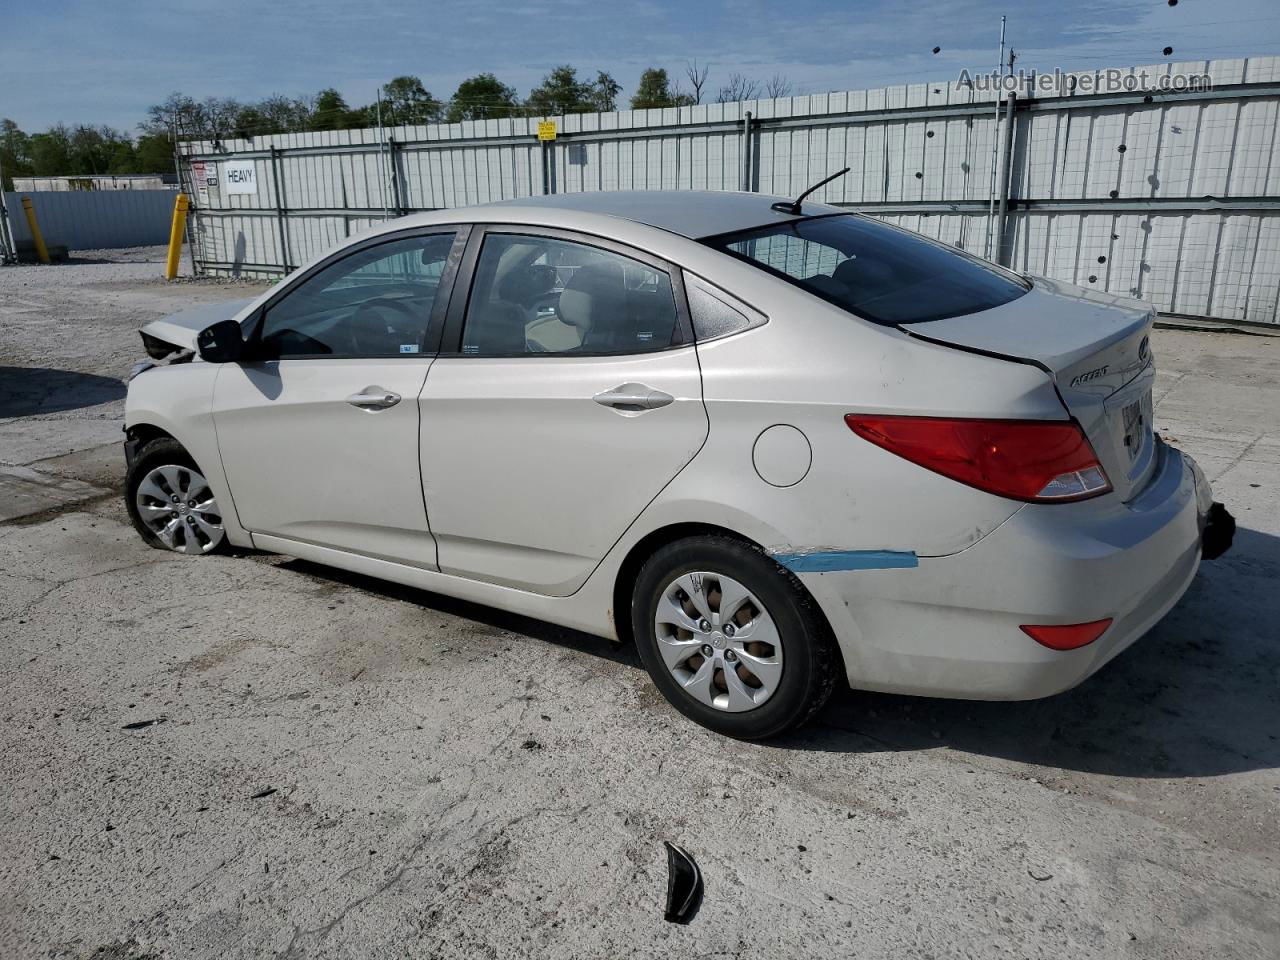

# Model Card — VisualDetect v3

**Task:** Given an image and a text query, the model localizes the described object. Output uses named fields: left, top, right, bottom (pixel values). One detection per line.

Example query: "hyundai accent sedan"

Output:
left=124, top=189, right=1233, bottom=739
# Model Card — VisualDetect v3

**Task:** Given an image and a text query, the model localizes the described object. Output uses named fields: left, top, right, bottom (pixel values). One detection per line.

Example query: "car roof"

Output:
left=479, top=190, right=842, bottom=240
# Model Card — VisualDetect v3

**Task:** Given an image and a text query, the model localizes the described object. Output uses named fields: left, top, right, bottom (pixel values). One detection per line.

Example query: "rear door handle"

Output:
left=346, top=387, right=401, bottom=411
left=593, top=382, right=674, bottom=413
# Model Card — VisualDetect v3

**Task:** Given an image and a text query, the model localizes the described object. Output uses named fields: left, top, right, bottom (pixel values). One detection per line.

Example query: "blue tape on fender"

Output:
left=773, top=549, right=919, bottom=572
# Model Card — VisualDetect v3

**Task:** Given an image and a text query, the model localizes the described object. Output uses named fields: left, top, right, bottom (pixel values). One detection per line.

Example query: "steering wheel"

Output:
left=349, top=298, right=421, bottom=354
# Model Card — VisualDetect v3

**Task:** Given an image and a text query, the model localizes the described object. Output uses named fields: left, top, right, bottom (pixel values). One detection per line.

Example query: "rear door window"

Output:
left=460, top=233, right=680, bottom=356
left=706, top=214, right=1028, bottom=325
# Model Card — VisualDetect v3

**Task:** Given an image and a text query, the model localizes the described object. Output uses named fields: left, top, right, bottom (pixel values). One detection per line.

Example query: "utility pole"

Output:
left=995, top=47, right=1019, bottom=266
left=984, top=15, right=1008, bottom=261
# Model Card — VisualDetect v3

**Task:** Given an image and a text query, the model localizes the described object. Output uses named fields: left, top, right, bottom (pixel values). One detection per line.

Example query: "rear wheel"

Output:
left=125, top=438, right=226, bottom=555
left=632, top=535, right=838, bottom=739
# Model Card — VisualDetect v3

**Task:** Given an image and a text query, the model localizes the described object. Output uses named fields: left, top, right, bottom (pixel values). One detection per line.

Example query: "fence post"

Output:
left=269, top=147, right=292, bottom=273
left=20, top=197, right=50, bottom=264
left=741, top=111, right=755, bottom=192
left=388, top=136, right=404, bottom=215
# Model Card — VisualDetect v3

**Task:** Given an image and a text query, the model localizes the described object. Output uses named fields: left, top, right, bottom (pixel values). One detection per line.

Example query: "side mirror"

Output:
left=197, top=319, right=245, bottom=363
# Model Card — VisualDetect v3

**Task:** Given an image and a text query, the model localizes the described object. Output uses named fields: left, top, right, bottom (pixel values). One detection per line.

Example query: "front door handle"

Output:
left=345, top=387, right=401, bottom=411
left=593, top=382, right=675, bottom=413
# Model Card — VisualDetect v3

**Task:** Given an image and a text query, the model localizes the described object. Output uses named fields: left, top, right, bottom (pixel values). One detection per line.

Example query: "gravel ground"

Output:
left=0, top=252, right=1278, bottom=959
left=0, top=246, right=270, bottom=471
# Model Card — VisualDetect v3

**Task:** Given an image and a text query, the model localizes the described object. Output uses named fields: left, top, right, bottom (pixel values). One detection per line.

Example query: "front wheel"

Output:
left=125, top=437, right=227, bottom=555
left=631, top=535, right=839, bottom=739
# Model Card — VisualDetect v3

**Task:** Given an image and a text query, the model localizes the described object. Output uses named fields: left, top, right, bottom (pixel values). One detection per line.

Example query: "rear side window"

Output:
left=684, top=273, right=766, bottom=341
left=706, top=214, right=1028, bottom=326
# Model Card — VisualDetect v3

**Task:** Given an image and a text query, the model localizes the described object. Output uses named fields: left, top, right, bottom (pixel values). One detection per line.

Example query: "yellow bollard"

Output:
left=165, top=193, right=190, bottom=280
left=20, top=197, right=50, bottom=264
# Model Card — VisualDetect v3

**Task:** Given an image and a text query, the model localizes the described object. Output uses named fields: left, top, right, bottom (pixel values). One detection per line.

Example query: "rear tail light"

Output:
left=845, top=415, right=1111, bottom=503
left=1020, top=619, right=1113, bottom=650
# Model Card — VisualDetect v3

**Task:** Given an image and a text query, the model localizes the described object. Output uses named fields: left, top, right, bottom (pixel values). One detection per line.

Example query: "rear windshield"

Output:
left=705, top=214, right=1029, bottom=325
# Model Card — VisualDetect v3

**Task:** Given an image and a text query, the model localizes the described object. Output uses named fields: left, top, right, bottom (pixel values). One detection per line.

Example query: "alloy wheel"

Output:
left=653, top=571, right=784, bottom=712
left=134, top=464, right=224, bottom=555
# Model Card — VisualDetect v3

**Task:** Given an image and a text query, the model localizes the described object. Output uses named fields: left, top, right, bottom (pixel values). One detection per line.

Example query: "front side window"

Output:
left=257, top=232, right=455, bottom=359
left=706, top=214, right=1028, bottom=326
left=461, top=234, right=679, bottom=356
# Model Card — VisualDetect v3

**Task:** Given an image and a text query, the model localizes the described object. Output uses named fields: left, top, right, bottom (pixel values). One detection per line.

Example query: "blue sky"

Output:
left=5, top=0, right=1278, bottom=132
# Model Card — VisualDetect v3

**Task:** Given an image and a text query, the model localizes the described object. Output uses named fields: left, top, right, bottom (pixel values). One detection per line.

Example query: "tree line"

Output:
left=1, top=62, right=793, bottom=187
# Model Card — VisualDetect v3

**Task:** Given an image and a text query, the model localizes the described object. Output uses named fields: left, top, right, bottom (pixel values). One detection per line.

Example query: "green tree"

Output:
left=65, top=125, right=134, bottom=175
left=134, top=133, right=174, bottom=173
left=233, top=94, right=313, bottom=138
left=588, top=71, right=621, bottom=112
left=630, top=68, right=695, bottom=109
left=312, top=88, right=355, bottom=130
left=447, top=73, right=520, bottom=122
left=527, top=65, right=621, bottom=116
left=28, top=125, right=72, bottom=175
left=381, top=75, right=441, bottom=126
left=0, top=119, right=33, bottom=189
left=107, top=138, right=139, bottom=174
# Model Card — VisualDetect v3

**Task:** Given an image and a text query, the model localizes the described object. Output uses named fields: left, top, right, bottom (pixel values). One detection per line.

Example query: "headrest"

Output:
left=419, top=235, right=453, bottom=264
left=498, top=263, right=556, bottom=305
left=558, top=260, right=626, bottom=331
left=833, top=255, right=897, bottom=290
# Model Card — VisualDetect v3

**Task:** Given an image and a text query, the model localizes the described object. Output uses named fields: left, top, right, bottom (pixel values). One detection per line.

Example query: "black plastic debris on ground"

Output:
left=663, top=841, right=704, bottom=924
left=250, top=787, right=278, bottom=799
left=121, top=719, right=164, bottom=730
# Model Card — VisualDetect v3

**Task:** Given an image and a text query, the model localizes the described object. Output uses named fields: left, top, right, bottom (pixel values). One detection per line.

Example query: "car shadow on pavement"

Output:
left=790, top=525, right=1280, bottom=780
left=0, top=367, right=126, bottom=417
left=276, top=558, right=644, bottom=671
left=279, top=526, right=1278, bottom=782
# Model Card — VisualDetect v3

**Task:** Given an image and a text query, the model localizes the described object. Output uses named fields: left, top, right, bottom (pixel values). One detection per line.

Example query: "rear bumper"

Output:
left=804, top=439, right=1212, bottom=700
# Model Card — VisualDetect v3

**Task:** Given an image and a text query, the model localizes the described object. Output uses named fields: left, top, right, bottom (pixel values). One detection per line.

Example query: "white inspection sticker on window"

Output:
left=399, top=344, right=419, bottom=354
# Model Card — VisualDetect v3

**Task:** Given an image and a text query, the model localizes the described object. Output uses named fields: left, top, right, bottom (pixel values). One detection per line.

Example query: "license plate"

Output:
left=1122, top=392, right=1151, bottom=461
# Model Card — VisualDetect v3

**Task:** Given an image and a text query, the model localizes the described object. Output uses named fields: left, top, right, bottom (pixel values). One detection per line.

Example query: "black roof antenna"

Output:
left=770, top=167, right=851, bottom=216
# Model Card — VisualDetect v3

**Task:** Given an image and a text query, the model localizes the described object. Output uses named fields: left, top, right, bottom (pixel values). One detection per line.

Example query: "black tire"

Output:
left=125, top=437, right=228, bottom=555
left=631, top=534, right=839, bottom=739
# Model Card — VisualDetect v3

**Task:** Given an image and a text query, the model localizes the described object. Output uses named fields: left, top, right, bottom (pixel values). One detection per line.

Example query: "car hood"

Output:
left=139, top=297, right=256, bottom=356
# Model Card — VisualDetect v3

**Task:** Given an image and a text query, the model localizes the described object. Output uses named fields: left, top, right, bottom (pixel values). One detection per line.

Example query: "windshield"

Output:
left=706, top=214, right=1029, bottom=325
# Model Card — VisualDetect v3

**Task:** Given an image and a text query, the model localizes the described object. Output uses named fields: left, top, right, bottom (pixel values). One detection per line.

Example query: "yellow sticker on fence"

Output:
left=537, top=121, right=557, bottom=141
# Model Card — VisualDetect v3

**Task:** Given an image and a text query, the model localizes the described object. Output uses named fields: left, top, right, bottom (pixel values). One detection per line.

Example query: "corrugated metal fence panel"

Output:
left=180, top=56, right=1279, bottom=322
left=5, top=190, right=175, bottom=250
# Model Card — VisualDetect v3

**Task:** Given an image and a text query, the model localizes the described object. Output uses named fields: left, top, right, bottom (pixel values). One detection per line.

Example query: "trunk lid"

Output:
left=909, top=277, right=1157, bottom=501
left=139, top=297, right=256, bottom=357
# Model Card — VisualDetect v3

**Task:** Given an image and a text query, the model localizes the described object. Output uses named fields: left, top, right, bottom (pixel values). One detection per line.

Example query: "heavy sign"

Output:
left=223, top=160, right=258, bottom=195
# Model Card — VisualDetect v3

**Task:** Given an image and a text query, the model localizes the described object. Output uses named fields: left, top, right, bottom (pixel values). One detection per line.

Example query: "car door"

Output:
left=212, top=228, right=463, bottom=566
left=418, top=226, right=708, bottom=596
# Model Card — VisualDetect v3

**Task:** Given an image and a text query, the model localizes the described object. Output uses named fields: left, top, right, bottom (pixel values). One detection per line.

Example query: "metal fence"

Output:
left=179, top=56, right=1280, bottom=325
left=3, top=190, right=176, bottom=251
